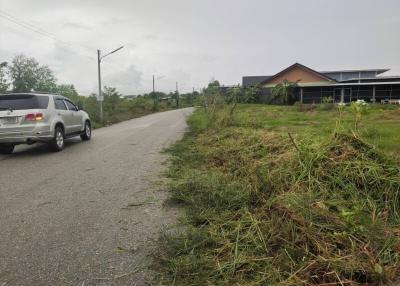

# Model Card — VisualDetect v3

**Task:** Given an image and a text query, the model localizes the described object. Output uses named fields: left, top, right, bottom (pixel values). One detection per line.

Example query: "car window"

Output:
left=55, top=99, right=67, bottom=110
left=0, top=94, right=49, bottom=110
left=64, top=100, right=78, bottom=111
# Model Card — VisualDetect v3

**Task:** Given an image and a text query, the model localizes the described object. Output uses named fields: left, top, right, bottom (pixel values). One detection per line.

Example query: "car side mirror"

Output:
left=78, top=105, right=84, bottom=111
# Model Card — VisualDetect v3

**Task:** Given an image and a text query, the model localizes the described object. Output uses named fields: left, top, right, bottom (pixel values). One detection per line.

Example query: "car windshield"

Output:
left=0, top=94, right=49, bottom=110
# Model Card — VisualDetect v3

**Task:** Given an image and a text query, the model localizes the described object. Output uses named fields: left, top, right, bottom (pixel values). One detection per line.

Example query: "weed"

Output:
left=156, top=105, right=400, bottom=285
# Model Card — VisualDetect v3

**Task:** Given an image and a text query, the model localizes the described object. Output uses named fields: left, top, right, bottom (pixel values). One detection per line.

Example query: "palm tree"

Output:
left=271, top=80, right=299, bottom=105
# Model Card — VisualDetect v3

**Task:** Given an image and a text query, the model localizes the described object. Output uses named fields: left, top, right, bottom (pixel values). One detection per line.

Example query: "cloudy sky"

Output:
left=0, top=0, right=399, bottom=95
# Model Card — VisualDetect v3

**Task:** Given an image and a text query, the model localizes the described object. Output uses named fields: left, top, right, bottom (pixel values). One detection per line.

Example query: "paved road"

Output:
left=0, top=108, right=193, bottom=286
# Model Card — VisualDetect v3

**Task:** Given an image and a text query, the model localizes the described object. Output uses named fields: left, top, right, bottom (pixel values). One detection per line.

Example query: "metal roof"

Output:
left=320, top=68, right=389, bottom=75
left=242, top=65, right=392, bottom=87
left=242, top=76, right=271, bottom=87
left=259, top=63, right=337, bottom=85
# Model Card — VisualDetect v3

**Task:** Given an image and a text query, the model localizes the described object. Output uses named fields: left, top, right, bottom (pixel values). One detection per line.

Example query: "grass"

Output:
left=156, top=104, right=400, bottom=285
left=232, top=104, right=400, bottom=160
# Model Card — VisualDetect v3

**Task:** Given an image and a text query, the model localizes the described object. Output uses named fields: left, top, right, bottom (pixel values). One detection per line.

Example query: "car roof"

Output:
left=0, top=92, right=68, bottom=100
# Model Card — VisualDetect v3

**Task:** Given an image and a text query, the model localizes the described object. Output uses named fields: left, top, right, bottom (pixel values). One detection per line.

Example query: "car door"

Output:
left=54, top=98, right=74, bottom=134
left=64, top=99, right=83, bottom=133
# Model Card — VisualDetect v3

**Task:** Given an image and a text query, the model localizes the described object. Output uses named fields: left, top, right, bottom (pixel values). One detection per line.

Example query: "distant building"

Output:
left=243, top=63, right=400, bottom=103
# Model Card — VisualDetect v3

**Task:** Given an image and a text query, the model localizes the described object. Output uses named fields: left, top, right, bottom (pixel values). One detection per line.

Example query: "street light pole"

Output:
left=97, top=46, right=124, bottom=123
left=97, top=50, right=103, bottom=122
left=175, top=81, right=179, bottom=108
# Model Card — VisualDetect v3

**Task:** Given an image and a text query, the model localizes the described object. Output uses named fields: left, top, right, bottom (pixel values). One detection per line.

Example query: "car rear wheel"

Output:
left=0, top=144, right=15, bottom=154
left=49, top=126, right=65, bottom=152
left=80, top=121, right=91, bottom=141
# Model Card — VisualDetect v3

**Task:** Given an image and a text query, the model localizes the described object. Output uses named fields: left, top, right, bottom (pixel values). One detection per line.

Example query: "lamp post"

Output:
left=97, top=46, right=124, bottom=123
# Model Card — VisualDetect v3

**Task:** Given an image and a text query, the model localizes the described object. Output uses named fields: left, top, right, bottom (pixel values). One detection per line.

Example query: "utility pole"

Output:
left=97, top=46, right=124, bottom=123
left=175, top=81, right=179, bottom=108
left=97, top=50, right=102, bottom=122
left=152, top=74, right=158, bottom=110
left=190, top=87, right=195, bottom=106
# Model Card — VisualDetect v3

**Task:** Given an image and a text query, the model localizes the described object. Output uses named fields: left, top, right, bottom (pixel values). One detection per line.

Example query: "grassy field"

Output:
left=157, top=104, right=400, bottom=285
left=232, top=104, right=400, bottom=161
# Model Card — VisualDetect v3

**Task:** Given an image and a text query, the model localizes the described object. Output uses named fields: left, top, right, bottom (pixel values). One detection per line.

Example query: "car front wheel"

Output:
left=49, top=126, right=65, bottom=152
left=80, top=121, right=91, bottom=141
left=0, top=144, right=15, bottom=154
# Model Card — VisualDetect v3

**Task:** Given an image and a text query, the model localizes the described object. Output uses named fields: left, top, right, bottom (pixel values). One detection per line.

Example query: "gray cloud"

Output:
left=1, top=0, right=400, bottom=95
left=104, top=65, right=142, bottom=94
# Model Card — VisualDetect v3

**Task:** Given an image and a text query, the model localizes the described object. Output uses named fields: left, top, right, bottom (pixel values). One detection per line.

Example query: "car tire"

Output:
left=49, top=126, right=65, bottom=152
left=0, top=144, right=15, bottom=154
left=80, top=121, right=91, bottom=141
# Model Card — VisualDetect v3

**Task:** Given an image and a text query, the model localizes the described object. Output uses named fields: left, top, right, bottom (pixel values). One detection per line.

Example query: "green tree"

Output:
left=271, top=79, right=299, bottom=105
left=35, top=65, right=57, bottom=92
left=8, top=54, right=57, bottom=92
left=202, top=80, right=224, bottom=113
left=9, top=55, right=38, bottom=92
left=56, top=84, right=84, bottom=107
left=56, top=84, right=79, bottom=98
left=0, top=62, right=10, bottom=92
left=174, top=90, right=180, bottom=108
left=243, top=85, right=261, bottom=103
left=189, top=91, right=200, bottom=106
left=151, top=91, right=159, bottom=111
left=103, top=86, right=121, bottom=113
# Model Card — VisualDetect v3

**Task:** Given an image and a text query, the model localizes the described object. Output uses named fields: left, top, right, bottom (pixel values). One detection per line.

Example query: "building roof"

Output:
left=320, top=68, right=389, bottom=75
left=242, top=76, right=272, bottom=87
left=242, top=65, right=392, bottom=87
left=259, top=63, right=336, bottom=86
left=337, top=76, right=400, bottom=84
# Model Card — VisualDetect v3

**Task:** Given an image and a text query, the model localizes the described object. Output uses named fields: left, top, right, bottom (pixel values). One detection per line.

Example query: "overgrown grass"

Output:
left=234, top=104, right=400, bottom=160
left=156, top=104, right=400, bottom=285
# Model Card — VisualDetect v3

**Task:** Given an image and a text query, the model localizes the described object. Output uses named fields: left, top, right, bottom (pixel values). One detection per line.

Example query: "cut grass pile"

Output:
left=157, top=105, right=400, bottom=285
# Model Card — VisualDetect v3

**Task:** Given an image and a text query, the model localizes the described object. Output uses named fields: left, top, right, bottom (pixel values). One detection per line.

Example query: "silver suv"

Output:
left=0, top=93, right=91, bottom=154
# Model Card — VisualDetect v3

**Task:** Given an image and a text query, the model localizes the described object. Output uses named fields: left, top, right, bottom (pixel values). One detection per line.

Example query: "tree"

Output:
left=189, top=91, right=199, bottom=106
left=8, top=54, right=57, bottom=92
left=56, top=84, right=79, bottom=99
left=0, top=62, right=10, bottom=92
left=174, top=91, right=180, bottom=108
left=151, top=91, right=159, bottom=111
left=271, top=80, right=299, bottom=105
left=103, top=86, right=121, bottom=113
left=9, top=55, right=38, bottom=92
left=202, top=80, right=224, bottom=113
left=243, top=85, right=261, bottom=103
left=35, top=65, right=57, bottom=92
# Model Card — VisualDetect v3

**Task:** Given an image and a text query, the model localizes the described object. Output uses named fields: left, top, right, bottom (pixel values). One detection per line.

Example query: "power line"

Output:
left=0, top=9, right=95, bottom=57
left=0, top=8, right=145, bottom=93
left=0, top=9, right=129, bottom=74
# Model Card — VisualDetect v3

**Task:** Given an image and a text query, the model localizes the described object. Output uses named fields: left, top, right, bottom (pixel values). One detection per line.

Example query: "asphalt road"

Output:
left=0, top=108, right=193, bottom=286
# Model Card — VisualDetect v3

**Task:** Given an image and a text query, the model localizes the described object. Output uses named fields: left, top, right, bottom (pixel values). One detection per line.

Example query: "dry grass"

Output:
left=156, top=106, right=400, bottom=285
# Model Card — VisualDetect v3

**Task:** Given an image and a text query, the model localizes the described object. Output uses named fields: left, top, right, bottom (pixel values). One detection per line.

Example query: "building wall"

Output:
left=263, top=66, right=331, bottom=87
left=301, top=84, right=400, bottom=104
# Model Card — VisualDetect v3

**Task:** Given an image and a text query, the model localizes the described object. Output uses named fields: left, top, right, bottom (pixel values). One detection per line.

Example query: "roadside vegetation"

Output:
left=157, top=82, right=400, bottom=285
left=0, top=54, right=197, bottom=128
